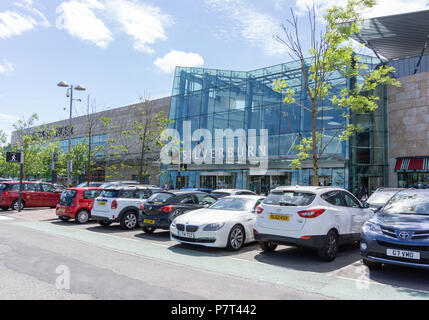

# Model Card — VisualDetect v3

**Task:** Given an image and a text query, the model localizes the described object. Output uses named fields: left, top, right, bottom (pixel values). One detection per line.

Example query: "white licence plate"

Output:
left=178, top=231, right=194, bottom=239
left=386, top=249, right=420, bottom=260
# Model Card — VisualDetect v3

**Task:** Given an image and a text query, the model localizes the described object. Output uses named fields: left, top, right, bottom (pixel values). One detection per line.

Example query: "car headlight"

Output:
left=363, top=221, right=382, bottom=234
left=171, top=221, right=177, bottom=229
left=203, top=223, right=225, bottom=231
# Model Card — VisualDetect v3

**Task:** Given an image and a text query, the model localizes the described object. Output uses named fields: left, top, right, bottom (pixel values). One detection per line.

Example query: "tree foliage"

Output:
left=274, top=0, right=401, bottom=185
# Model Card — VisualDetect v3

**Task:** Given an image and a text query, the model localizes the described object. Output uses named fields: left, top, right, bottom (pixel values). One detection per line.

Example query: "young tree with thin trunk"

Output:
left=274, top=0, right=401, bottom=186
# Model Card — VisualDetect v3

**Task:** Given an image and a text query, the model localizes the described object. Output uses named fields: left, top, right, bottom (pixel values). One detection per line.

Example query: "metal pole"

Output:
left=68, top=85, right=73, bottom=187
left=18, top=152, right=23, bottom=212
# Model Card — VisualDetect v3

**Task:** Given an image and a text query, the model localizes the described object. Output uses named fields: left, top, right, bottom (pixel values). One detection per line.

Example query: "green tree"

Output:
left=274, top=0, right=401, bottom=186
left=111, top=98, right=171, bottom=184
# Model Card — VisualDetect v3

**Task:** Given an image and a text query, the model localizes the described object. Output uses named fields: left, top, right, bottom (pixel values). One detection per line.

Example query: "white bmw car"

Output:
left=170, top=195, right=265, bottom=251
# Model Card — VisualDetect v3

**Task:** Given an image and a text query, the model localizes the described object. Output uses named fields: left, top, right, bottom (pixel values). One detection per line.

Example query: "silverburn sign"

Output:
left=32, top=126, right=74, bottom=140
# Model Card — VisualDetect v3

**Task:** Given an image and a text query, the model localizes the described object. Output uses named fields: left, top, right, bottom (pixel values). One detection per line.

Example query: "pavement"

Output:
left=0, top=208, right=429, bottom=300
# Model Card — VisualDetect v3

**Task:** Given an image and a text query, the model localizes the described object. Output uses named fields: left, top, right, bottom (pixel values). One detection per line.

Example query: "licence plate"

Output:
left=144, top=219, right=155, bottom=225
left=178, top=231, right=194, bottom=239
left=58, top=208, right=65, bottom=213
left=386, top=249, right=420, bottom=260
left=269, top=214, right=290, bottom=221
left=98, top=202, right=106, bottom=206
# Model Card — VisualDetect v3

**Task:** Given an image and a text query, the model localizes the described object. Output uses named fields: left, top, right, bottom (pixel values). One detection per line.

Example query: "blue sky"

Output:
left=1, top=0, right=428, bottom=142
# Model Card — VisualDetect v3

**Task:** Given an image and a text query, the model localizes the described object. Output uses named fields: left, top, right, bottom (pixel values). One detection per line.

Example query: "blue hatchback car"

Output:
left=360, top=189, right=429, bottom=270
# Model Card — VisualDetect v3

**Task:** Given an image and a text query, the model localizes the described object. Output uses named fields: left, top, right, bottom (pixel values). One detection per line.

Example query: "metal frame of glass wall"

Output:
left=162, top=55, right=386, bottom=194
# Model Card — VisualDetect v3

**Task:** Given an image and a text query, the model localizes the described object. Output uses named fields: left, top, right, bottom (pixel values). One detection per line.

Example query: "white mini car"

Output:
left=170, top=195, right=265, bottom=251
left=254, top=186, right=373, bottom=261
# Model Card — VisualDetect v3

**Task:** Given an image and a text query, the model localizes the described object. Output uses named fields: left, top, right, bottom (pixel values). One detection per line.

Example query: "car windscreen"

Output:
left=210, top=192, right=230, bottom=198
left=383, top=192, right=429, bottom=215
left=60, top=190, right=77, bottom=206
left=263, top=191, right=316, bottom=206
left=209, top=198, right=255, bottom=211
left=100, top=190, right=120, bottom=198
left=367, top=191, right=398, bottom=205
left=146, top=192, right=174, bottom=204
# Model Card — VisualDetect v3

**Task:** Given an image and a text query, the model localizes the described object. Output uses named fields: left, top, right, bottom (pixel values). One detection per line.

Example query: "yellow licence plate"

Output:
left=144, top=219, right=155, bottom=224
left=269, top=214, right=290, bottom=221
left=98, top=202, right=106, bottom=206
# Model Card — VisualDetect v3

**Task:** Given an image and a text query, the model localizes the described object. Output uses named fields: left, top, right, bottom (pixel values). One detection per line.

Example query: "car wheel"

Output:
left=98, top=221, right=112, bottom=227
left=362, top=258, right=383, bottom=271
left=142, top=226, right=156, bottom=234
left=59, top=216, right=70, bottom=222
left=75, top=210, right=90, bottom=224
left=226, top=225, right=245, bottom=251
left=259, top=241, right=278, bottom=252
left=120, top=211, right=138, bottom=230
left=317, top=230, right=339, bottom=262
left=11, top=200, right=24, bottom=211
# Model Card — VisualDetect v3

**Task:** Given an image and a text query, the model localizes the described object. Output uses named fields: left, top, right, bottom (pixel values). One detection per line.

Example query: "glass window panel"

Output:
left=230, top=82, right=247, bottom=111
left=228, top=110, right=245, bottom=131
left=214, top=86, right=230, bottom=113
left=188, top=92, right=202, bottom=117
left=261, top=104, right=280, bottom=135
left=279, top=133, right=298, bottom=156
left=280, top=99, right=301, bottom=133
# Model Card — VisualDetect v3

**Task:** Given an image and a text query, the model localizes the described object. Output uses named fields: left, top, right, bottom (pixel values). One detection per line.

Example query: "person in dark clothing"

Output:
left=360, top=184, right=368, bottom=201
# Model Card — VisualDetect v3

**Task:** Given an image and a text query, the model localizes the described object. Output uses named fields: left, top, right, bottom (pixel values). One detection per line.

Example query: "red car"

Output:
left=0, top=181, right=61, bottom=211
left=56, top=187, right=102, bottom=224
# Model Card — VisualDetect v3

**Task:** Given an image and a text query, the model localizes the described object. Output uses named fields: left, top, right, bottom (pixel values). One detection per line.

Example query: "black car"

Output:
left=138, top=191, right=217, bottom=233
left=365, top=188, right=405, bottom=212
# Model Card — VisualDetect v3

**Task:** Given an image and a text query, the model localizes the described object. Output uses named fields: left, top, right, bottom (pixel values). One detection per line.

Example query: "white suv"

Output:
left=254, top=186, right=373, bottom=261
left=91, top=185, right=162, bottom=230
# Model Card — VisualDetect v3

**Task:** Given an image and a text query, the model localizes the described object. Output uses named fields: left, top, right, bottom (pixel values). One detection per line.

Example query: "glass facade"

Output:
left=60, top=134, right=107, bottom=158
left=162, top=55, right=386, bottom=194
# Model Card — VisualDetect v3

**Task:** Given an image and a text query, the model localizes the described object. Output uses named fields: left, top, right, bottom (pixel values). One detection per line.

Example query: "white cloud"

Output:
left=56, top=0, right=113, bottom=48
left=205, top=0, right=288, bottom=56
left=55, top=0, right=173, bottom=53
left=0, top=60, right=14, bottom=74
left=104, top=0, right=173, bottom=54
left=154, top=50, right=204, bottom=74
left=0, top=0, right=50, bottom=39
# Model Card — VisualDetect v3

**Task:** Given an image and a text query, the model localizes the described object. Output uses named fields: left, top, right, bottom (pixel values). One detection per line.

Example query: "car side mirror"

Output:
left=362, top=202, right=369, bottom=209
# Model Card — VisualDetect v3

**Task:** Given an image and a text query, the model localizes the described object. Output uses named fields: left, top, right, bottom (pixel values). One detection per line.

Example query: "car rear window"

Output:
left=83, top=190, right=102, bottom=199
left=211, top=192, right=230, bottom=198
left=263, top=191, right=316, bottom=206
left=60, top=190, right=77, bottom=206
left=147, top=192, right=174, bottom=204
left=367, top=191, right=399, bottom=206
left=100, top=190, right=120, bottom=198
left=0, top=183, right=8, bottom=190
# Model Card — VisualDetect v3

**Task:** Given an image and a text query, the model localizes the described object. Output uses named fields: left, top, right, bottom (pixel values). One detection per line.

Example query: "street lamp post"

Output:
left=57, top=81, right=86, bottom=187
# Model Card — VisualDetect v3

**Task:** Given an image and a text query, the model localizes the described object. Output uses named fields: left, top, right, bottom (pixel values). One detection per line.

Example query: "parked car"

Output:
left=170, top=195, right=265, bottom=251
left=91, top=185, right=162, bottom=230
left=99, top=181, right=138, bottom=189
left=0, top=181, right=61, bottom=211
left=210, top=189, right=257, bottom=199
left=76, top=181, right=105, bottom=188
left=139, top=191, right=218, bottom=234
left=53, top=184, right=66, bottom=191
left=361, top=189, right=429, bottom=270
left=365, top=188, right=405, bottom=212
left=253, top=186, right=373, bottom=261
left=56, top=187, right=102, bottom=223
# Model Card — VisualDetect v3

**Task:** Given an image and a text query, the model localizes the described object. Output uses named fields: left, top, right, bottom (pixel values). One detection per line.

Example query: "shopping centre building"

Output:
left=12, top=10, right=429, bottom=194
left=160, top=9, right=429, bottom=194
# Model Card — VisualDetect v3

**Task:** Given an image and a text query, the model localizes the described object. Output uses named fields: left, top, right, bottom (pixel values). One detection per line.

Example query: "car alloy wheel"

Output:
left=12, top=200, right=24, bottom=211
left=318, top=230, right=339, bottom=262
left=227, top=225, right=245, bottom=251
left=76, top=210, right=89, bottom=224
left=123, top=212, right=137, bottom=229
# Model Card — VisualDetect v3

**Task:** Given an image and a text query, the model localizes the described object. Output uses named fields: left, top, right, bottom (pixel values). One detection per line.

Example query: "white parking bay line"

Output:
left=0, top=216, right=14, bottom=221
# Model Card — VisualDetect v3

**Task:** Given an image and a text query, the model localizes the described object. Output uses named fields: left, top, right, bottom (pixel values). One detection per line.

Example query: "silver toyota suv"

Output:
left=91, top=185, right=162, bottom=230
